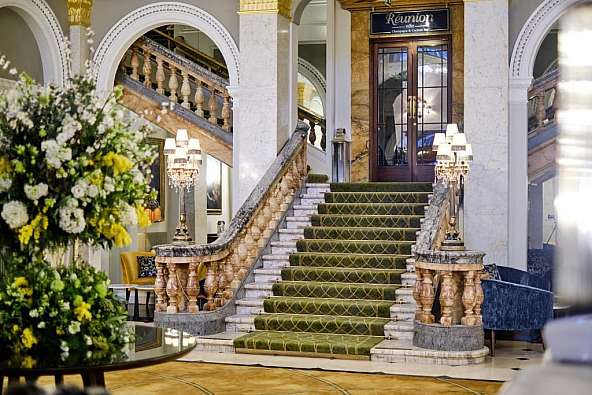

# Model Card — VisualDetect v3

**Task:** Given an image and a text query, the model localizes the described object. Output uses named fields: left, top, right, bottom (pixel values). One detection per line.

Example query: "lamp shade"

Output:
left=176, top=129, right=189, bottom=146
left=461, top=144, right=473, bottom=161
left=187, top=138, right=201, bottom=155
left=436, top=142, right=452, bottom=161
left=432, top=133, right=446, bottom=151
left=451, top=132, right=467, bottom=152
left=164, top=138, right=176, bottom=155
left=445, top=123, right=459, bottom=141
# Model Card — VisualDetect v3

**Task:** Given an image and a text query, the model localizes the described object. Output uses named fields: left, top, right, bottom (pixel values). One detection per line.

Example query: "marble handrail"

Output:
left=154, top=123, right=309, bottom=313
left=413, top=179, right=450, bottom=254
left=124, top=37, right=232, bottom=131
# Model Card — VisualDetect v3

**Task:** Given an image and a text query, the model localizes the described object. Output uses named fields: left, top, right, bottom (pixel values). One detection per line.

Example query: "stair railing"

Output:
left=528, top=68, right=558, bottom=136
left=298, top=105, right=326, bottom=151
left=153, top=123, right=309, bottom=314
left=123, top=37, right=233, bottom=132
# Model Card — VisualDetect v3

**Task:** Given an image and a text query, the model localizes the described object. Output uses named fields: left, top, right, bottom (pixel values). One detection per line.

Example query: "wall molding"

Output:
left=298, top=57, right=326, bottom=112
left=0, top=0, right=69, bottom=85
left=93, top=2, right=240, bottom=93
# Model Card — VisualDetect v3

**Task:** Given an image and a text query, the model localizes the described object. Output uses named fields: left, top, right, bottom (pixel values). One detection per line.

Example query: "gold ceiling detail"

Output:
left=239, top=0, right=292, bottom=19
left=338, top=0, right=464, bottom=11
left=66, top=0, right=93, bottom=27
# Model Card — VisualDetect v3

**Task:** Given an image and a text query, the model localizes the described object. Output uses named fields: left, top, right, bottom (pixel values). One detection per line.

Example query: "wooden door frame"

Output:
left=369, top=35, right=453, bottom=182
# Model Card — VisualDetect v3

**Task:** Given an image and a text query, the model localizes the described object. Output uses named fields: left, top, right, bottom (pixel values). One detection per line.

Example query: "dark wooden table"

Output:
left=1, top=323, right=195, bottom=392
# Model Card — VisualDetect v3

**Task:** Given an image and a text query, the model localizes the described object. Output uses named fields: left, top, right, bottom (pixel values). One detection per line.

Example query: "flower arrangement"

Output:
left=0, top=255, right=130, bottom=368
left=0, top=72, right=155, bottom=254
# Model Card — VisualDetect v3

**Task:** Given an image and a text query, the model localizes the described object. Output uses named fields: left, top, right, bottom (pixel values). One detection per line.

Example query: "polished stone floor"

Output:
left=29, top=361, right=502, bottom=394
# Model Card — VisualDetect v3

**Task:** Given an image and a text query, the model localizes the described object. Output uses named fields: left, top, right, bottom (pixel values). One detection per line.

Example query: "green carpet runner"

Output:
left=234, top=182, right=431, bottom=359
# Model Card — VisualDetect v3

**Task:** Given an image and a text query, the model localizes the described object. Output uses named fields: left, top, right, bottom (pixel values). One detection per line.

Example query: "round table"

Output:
left=0, top=323, right=195, bottom=391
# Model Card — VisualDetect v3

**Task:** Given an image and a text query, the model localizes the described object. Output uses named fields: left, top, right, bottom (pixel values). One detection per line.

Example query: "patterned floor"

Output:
left=234, top=182, right=431, bottom=358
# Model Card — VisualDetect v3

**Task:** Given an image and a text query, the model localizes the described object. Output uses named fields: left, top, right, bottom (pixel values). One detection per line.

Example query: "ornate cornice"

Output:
left=239, top=0, right=292, bottom=19
left=67, top=0, right=93, bottom=27
left=338, top=0, right=463, bottom=11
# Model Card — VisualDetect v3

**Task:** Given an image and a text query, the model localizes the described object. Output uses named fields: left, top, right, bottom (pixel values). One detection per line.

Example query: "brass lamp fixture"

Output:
left=432, top=124, right=473, bottom=250
left=164, top=129, right=202, bottom=244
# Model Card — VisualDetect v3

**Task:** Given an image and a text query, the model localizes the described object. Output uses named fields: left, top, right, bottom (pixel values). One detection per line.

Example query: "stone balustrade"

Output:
left=298, top=105, right=326, bottom=151
left=124, top=37, right=233, bottom=131
left=528, top=68, right=557, bottom=133
left=153, top=125, right=308, bottom=314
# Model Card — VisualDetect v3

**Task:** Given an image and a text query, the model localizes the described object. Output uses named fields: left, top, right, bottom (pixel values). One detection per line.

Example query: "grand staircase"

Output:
left=229, top=180, right=431, bottom=359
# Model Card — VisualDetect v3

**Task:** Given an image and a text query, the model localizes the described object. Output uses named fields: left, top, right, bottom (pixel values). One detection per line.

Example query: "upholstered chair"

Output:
left=120, top=251, right=156, bottom=285
left=482, top=266, right=554, bottom=356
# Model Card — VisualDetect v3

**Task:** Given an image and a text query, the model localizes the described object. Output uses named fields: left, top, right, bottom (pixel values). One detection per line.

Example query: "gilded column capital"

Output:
left=239, top=0, right=292, bottom=20
left=67, top=0, right=93, bottom=27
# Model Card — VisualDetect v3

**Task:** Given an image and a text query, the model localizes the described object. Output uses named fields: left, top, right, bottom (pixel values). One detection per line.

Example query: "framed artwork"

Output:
left=147, top=138, right=165, bottom=222
left=207, top=155, right=223, bottom=214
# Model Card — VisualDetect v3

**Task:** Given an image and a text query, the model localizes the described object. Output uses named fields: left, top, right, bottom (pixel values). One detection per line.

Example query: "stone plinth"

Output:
left=413, top=321, right=484, bottom=351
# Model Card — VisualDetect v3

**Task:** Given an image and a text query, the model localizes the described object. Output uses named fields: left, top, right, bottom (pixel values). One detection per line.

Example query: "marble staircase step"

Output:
left=278, top=228, right=305, bottom=241
left=270, top=240, right=297, bottom=255
left=225, top=314, right=256, bottom=332
left=292, top=205, right=317, bottom=216
left=395, top=287, right=414, bottom=304
left=305, top=183, right=330, bottom=194
left=390, top=303, right=416, bottom=321
left=235, top=298, right=265, bottom=315
left=244, top=282, right=274, bottom=298
left=254, top=268, right=282, bottom=283
left=299, top=194, right=325, bottom=206
left=285, top=216, right=312, bottom=229
left=193, top=332, right=241, bottom=353
left=383, top=320, right=414, bottom=340
left=401, top=272, right=417, bottom=286
left=406, top=258, right=416, bottom=272
left=261, top=254, right=290, bottom=269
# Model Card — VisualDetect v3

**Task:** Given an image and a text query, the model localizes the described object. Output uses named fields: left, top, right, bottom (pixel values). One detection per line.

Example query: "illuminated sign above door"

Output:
left=370, top=9, right=450, bottom=35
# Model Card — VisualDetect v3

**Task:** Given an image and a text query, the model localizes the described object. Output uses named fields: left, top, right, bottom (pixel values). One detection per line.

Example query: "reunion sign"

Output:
left=370, top=9, right=450, bottom=35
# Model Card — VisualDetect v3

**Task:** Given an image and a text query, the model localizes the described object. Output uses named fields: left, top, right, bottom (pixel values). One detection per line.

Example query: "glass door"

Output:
left=371, top=39, right=451, bottom=182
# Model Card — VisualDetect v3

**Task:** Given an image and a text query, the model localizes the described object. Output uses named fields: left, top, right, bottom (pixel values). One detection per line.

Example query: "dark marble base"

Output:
left=413, top=321, right=484, bottom=351
left=154, top=301, right=234, bottom=336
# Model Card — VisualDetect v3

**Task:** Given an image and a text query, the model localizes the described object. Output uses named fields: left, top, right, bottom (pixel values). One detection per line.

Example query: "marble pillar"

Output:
left=185, top=151, right=208, bottom=244
left=528, top=182, right=544, bottom=249
left=464, top=0, right=509, bottom=266
left=235, top=8, right=291, bottom=209
left=66, top=0, right=93, bottom=75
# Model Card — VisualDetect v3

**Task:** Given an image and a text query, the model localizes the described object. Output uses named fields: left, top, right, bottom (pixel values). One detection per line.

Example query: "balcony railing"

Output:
left=298, top=105, right=326, bottom=152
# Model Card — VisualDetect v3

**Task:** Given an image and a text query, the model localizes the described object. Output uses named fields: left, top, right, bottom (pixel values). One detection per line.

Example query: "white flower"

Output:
left=131, top=169, right=145, bottom=185
left=61, top=302, right=70, bottom=310
left=0, top=177, right=12, bottom=193
left=68, top=321, right=81, bottom=334
left=1, top=200, right=28, bottom=229
left=59, top=200, right=86, bottom=234
left=29, top=309, right=39, bottom=318
left=60, top=341, right=69, bottom=353
left=41, top=139, right=72, bottom=168
left=60, top=352, right=69, bottom=361
left=119, top=203, right=137, bottom=226
left=86, top=351, right=92, bottom=359
left=104, top=176, right=115, bottom=193
left=24, top=183, right=48, bottom=202
left=87, top=184, right=99, bottom=198
left=84, top=335, right=93, bottom=346
left=37, top=322, right=46, bottom=329
left=71, top=179, right=88, bottom=199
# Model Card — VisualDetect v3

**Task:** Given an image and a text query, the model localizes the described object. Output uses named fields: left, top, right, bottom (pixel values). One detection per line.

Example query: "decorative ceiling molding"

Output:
left=338, top=0, right=463, bottom=11
left=298, top=57, right=326, bottom=111
left=239, top=0, right=292, bottom=20
left=510, top=0, right=585, bottom=79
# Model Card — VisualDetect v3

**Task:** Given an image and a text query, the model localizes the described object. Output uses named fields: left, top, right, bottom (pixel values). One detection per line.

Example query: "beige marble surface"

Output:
left=180, top=340, right=544, bottom=382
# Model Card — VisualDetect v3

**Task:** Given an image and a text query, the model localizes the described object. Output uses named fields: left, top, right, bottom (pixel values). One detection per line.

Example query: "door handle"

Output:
left=408, top=96, right=417, bottom=120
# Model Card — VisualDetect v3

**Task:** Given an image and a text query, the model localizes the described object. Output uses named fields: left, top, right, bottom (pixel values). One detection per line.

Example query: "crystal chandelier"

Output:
left=164, top=129, right=202, bottom=243
left=432, top=124, right=473, bottom=250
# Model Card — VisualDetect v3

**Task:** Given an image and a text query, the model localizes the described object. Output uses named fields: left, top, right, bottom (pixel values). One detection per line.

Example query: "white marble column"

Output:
left=235, top=9, right=291, bottom=209
left=528, top=182, right=544, bottom=249
left=69, top=26, right=90, bottom=75
left=508, top=77, right=532, bottom=270
left=464, top=0, right=509, bottom=266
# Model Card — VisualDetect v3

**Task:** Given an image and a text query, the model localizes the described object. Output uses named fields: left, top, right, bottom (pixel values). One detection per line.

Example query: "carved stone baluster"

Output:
left=204, top=262, right=217, bottom=311
left=419, top=269, right=435, bottom=324
left=461, top=270, right=477, bottom=326
left=168, top=66, right=179, bottom=103
left=217, top=267, right=227, bottom=306
left=166, top=262, right=178, bottom=313
left=181, top=70, right=191, bottom=109
left=154, top=261, right=167, bottom=312
left=223, top=257, right=234, bottom=300
left=186, top=262, right=199, bottom=313
left=413, top=268, right=424, bottom=321
left=208, top=88, right=219, bottom=124
left=308, top=121, right=317, bottom=146
left=230, top=248, right=241, bottom=289
left=536, top=92, right=546, bottom=127
left=222, top=95, right=232, bottom=131
left=130, top=48, right=140, bottom=81
left=320, top=125, right=327, bottom=151
left=142, top=49, right=152, bottom=87
left=256, top=210, right=268, bottom=248
left=237, top=234, right=249, bottom=280
left=439, top=271, right=455, bottom=326
left=194, top=82, right=205, bottom=117
left=474, top=271, right=484, bottom=325
left=244, top=229, right=257, bottom=270
left=155, top=58, right=165, bottom=95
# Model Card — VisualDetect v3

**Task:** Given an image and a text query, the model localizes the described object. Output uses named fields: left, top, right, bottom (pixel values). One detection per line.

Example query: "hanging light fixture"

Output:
left=164, top=129, right=202, bottom=243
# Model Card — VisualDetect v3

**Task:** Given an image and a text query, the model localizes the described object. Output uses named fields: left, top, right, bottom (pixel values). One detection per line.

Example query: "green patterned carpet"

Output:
left=234, top=182, right=431, bottom=359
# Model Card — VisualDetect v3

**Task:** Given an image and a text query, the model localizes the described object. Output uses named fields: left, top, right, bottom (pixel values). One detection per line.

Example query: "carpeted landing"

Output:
left=234, top=182, right=431, bottom=359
